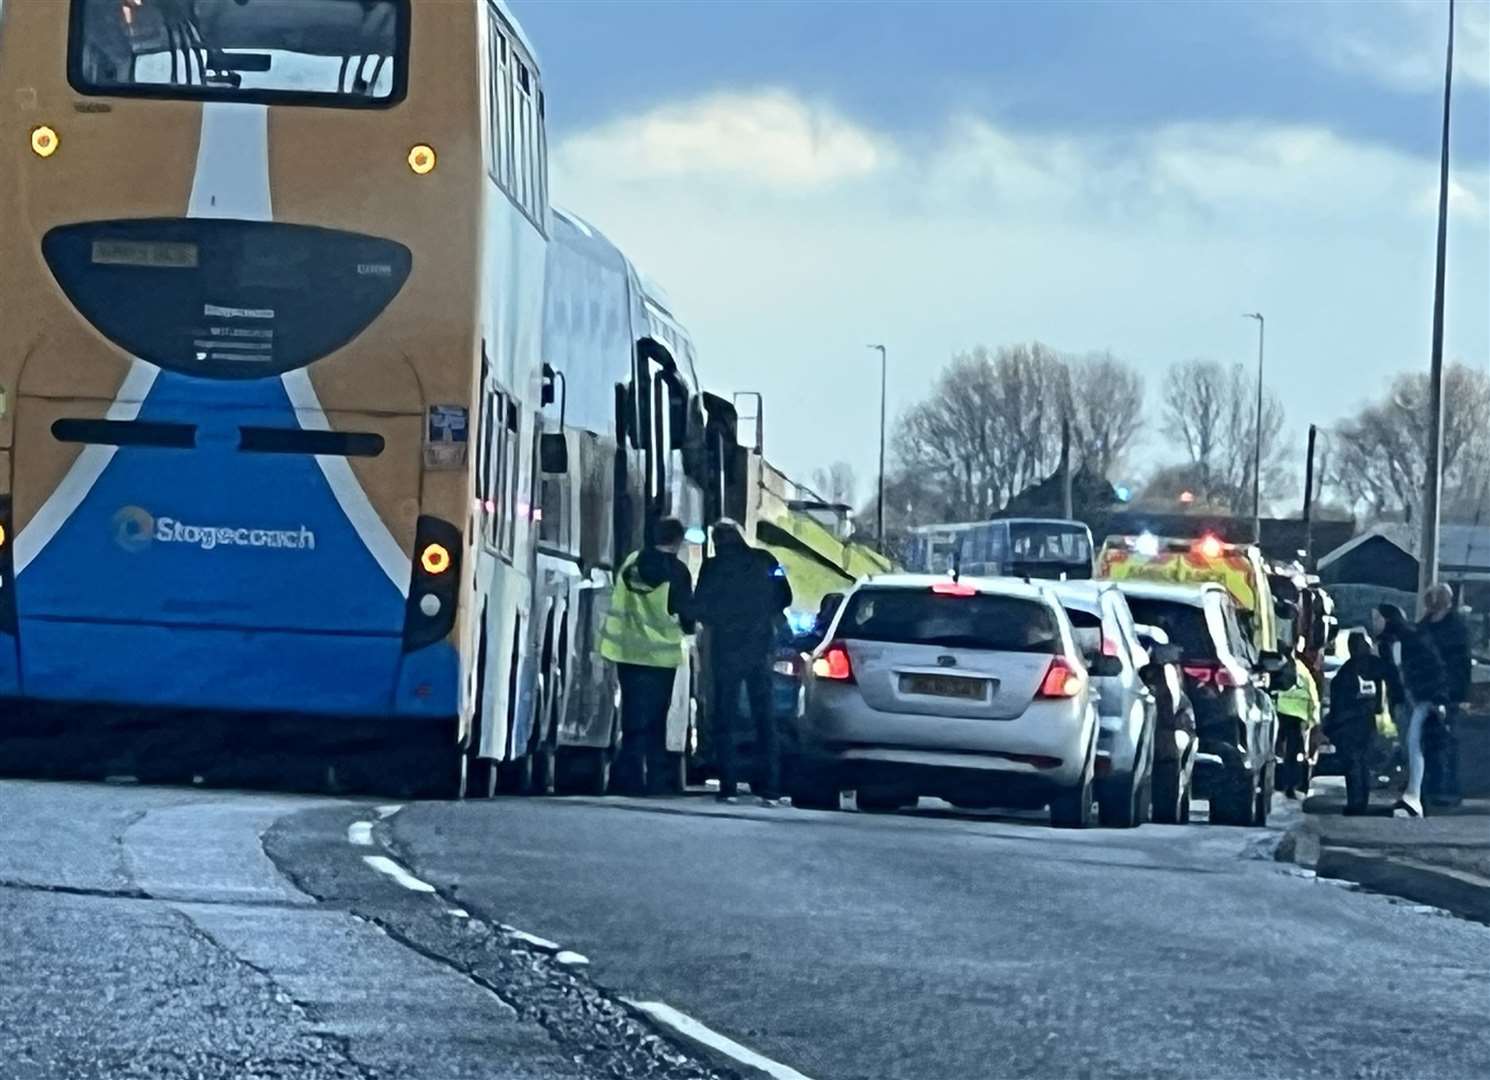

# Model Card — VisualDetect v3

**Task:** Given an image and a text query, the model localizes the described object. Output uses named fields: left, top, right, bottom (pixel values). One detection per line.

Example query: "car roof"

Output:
left=1105, top=579, right=1224, bottom=606
left=1047, top=579, right=1115, bottom=611
left=859, top=573, right=1054, bottom=603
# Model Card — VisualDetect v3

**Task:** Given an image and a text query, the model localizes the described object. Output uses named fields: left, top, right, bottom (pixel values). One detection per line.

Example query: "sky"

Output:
left=513, top=0, right=1490, bottom=506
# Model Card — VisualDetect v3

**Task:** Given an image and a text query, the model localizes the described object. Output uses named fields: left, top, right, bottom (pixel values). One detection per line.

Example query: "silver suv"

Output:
left=789, top=575, right=1101, bottom=827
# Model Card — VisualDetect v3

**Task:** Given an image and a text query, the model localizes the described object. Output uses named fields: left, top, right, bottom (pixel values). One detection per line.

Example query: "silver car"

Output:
left=788, top=575, right=1102, bottom=827
left=1049, top=581, right=1158, bottom=828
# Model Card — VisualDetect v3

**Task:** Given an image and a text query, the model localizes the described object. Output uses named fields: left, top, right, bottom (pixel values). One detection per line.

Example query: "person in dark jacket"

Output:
left=694, top=519, right=792, bottom=804
left=1371, top=603, right=1446, bottom=817
left=600, top=517, right=695, bottom=796
left=1324, top=631, right=1389, bottom=815
left=1418, top=583, right=1468, bottom=807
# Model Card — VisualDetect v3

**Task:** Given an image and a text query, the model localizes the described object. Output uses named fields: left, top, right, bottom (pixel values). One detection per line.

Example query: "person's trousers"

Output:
left=614, top=663, right=678, bottom=795
left=1342, top=748, right=1372, bottom=814
left=1276, top=714, right=1309, bottom=795
left=1403, top=700, right=1434, bottom=801
left=1422, top=704, right=1463, bottom=804
left=712, top=663, right=778, bottom=798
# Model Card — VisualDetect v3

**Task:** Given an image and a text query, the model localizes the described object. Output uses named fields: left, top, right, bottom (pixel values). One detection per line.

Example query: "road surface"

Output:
left=4, top=779, right=1488, bottom=1079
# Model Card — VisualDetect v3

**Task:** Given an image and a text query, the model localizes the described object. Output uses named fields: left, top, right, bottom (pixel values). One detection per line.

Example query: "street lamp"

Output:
left=1243, top=313, right=1264, bottom=546
left=867, top=344, right=887, bottom=551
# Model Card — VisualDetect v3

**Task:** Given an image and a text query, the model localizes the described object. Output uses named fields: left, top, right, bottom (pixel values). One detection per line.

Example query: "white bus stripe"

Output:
left=188, top=103, right=272, bottom=220
left=280, top=369, right=412, bottom=597
left=13, top=359, right=160, bottom=575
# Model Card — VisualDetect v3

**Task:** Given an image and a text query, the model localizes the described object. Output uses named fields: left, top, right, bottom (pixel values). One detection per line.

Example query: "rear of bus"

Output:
left=0, top=1, right=490, bottom=784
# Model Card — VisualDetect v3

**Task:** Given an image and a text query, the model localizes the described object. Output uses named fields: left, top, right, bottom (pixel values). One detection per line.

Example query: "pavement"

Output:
left=6, top=777, right=1490, bottom=1079
left=1284, top=781, right=1490, bottom=925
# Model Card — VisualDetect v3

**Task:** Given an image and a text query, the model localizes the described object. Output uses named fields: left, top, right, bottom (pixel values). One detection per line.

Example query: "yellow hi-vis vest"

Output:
left=1276, top=657, right=1321, bottom=728
left=599, top=551, right=685, bottom=668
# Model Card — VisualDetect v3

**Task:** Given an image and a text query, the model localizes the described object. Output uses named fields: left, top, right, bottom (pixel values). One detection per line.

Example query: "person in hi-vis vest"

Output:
left=600, top=517, right=695, bottom=795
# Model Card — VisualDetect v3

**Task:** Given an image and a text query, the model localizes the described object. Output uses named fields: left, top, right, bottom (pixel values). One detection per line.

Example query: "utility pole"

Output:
left=1420, top=0, right=1455, bottom=599
left=1303, top=424, right=1317, bottom=568
left=867, top=345, right=888, bottom=552
left=1243, top=312, right=1265, bottom=547
left=1059, top=418, right=1074, bottom=520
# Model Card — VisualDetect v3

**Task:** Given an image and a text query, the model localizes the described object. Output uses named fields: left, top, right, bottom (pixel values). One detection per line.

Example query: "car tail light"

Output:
left=1182, top=663, right=1242, bottom=689
left=772, top=658, right=799, bottom=677
left=931, top=581, right=977, bottom=596
left=812, top=643, right=854, bottom=681
left=1102, top=636, right=1121, bottom=658
left=1038, top=657, right=1083, bottom=698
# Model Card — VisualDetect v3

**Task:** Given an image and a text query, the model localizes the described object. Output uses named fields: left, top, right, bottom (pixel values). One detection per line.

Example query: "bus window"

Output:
left=69, top=0, right=409, bottom=108
left=486, top=14, right=514, bottom=191
left=502, top=400, right=520, bottom=558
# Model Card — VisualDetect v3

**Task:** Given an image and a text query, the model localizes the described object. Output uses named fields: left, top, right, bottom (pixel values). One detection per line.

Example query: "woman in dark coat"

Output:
left=1370, top=604, right=1446, bottom=817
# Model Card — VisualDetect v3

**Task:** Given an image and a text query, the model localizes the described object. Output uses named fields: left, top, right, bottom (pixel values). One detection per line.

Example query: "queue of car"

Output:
left=770, top=530, right=1315, bottom=829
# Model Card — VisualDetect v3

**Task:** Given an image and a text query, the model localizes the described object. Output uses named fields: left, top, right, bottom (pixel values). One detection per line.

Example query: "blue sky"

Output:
left=514, top=0, right=1490, bottom=505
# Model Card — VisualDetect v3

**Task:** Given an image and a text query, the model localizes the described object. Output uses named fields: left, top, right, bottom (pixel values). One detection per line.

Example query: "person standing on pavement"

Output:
left=1371, top=603, right=1447, bottom=818
left=1418, top=583, right=1468, bottom=808
left=1324, top=631, right=1390, bottom=816
left=1274, top=645, right=1321, bottom=799
left=599, top=517, right=694, bottom=796
left=693, top=519, right=792, bottom=805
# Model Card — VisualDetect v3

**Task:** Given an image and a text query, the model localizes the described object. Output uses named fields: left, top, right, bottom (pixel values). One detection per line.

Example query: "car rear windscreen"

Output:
left=1123, top=598, right=1218, bottom=662
left=836, top=590, right=1060, bottom=654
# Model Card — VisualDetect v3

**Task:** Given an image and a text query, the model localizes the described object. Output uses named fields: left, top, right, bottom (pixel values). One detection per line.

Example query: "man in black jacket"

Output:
left=1324, top=631, right=1389, bottom=815
left=1419, top=584, right=1468, bottom=807
left=694, top=519, right=793, bottom=804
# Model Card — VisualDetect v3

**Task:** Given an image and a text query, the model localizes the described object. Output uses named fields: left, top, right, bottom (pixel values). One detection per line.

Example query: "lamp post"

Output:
left=1420, top=0, right=1456, bottom=598
left=1243, top=312, right=1264, bottom=546
left=867, top=344, right=887, bottom=551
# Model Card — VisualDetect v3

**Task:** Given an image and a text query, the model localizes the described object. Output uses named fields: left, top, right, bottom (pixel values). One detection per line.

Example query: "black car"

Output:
left=1113, top=581, right=1285, bottom=826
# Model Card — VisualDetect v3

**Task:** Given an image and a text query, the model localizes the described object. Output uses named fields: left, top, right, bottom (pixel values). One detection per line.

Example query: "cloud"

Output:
left=551, top=91, right=1490, bottom=489
left=1295, top=0, right=1489, bottom=93
left=554, top=89, right=895, bottom=190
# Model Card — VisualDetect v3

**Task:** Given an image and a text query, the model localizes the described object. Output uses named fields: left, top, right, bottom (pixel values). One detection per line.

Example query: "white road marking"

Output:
left=625, top=1000, right=814, bottom=1080
left=347, top=822, right=375, bottom=847
left=500, top=925, right=561, bottom=952
left=555, top=951, right=590, bottom=966
left=362, top=855, right=436, bottom=894
left=447, top=908, right=471, bottom=919
left=375, top=805, right=404, bottom=820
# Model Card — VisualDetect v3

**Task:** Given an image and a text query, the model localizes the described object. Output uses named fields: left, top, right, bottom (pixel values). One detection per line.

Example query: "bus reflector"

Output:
left=420, top=543, right=452, bottom=575
left=408, top=144, right=436, bottom=175
left=31, top=126, right=58, bottom=158
left=0, top=523, right=6, bottom=547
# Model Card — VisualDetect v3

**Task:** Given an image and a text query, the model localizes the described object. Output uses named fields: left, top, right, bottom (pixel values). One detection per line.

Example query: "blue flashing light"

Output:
left=785, top=609, right=816, bottom=635
left=684, top=526, right=707, bottom=545
left=1115, top=485, right=1132, bottom=503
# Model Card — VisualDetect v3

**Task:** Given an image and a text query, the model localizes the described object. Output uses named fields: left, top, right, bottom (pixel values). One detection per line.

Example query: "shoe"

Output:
left=1283, top=789, right=1300, bottom=800
left=1393, top=795, right=1423, bottom=818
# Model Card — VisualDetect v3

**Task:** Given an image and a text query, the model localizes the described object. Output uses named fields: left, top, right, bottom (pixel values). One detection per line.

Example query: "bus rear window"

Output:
left=69, top=0, right=408, bottom=108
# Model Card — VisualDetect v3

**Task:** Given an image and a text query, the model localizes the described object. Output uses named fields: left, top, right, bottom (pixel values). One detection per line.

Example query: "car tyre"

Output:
left=1050, top=755, right=1096, bottom=829
left=1152, top=760, right=1184, bottom=825
left=1209, top=767, right=1257, bottom=826
left=1253, top=758, right=1275, bottom=826
left=786, top=764, right=839, bottom=811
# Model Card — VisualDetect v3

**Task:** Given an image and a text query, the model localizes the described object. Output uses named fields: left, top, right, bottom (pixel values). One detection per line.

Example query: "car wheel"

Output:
left=1050, top=752, right=1096, bottom=829
left=1253, top=759, right=1275, bottom=826
left=1209, top=767, right=1256, bottom=826
left=1177, top=762, right=1193, bottom=824
left=786, top=763, right=839, bottom=811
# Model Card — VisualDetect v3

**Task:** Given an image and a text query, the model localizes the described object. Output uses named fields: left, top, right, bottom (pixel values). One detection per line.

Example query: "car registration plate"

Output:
left=901, top=673, right=988, bottom=700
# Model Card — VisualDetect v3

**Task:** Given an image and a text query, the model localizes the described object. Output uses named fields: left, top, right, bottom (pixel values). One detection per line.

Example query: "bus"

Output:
left=519, top=207, right=719, bottom=796
left=904, top=519, right=1095, bottom=581
left=0, top=0, right=566, bottom=796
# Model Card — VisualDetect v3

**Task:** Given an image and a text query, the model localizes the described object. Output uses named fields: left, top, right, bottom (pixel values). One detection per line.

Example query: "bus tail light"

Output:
left=404, top=515, right=461, bottom=653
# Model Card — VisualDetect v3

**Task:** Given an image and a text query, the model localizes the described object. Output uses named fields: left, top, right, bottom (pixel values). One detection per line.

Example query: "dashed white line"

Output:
left=447, top=908, right=471, bottom=919
left=347, top=821, right=375, bottom=847
left=362, top=855, right=436, bottom=893
left=626, top=1000, right=814, bottom=1080
left=375, top=804, right=404, bottom=820
left=500, top=925, right=561, bottom=952
left=555, top=950, right=590, bottom=967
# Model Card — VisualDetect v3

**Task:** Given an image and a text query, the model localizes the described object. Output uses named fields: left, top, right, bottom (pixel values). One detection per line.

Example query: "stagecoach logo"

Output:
left=111, top=506, right=316, bottom=554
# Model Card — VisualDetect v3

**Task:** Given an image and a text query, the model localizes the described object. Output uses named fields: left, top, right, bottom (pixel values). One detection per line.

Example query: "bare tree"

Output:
left=1161, top=359, right=1287, bottom=514
left=1067, top=350, right=1145, bottom=478
left=810, top=461, right=858, bottom=508
left=1327, top=364, right=1490, bottom=523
